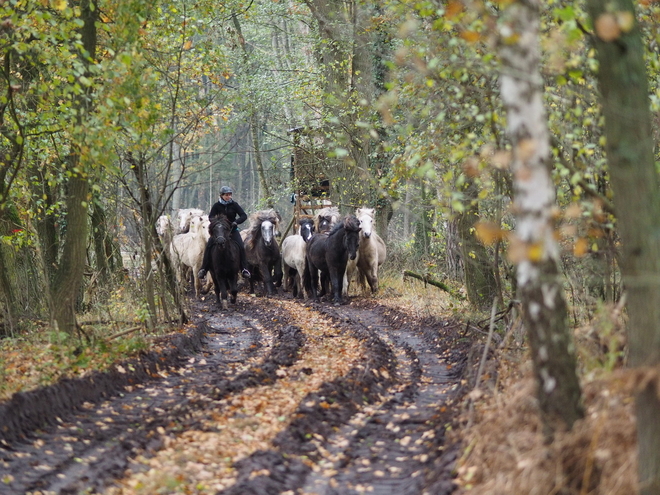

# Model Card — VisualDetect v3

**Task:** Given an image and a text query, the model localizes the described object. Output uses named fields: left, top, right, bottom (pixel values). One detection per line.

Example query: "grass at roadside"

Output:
left=0, top=286, right=176, bottom=401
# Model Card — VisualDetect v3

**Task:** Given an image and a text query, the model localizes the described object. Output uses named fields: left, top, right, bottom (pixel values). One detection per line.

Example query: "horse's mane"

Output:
left=297, top=215, right=314, bottom=225
left=356, top=207, right=374, bottom=219
left=209, top=214, right=231, bottom=239
left=328, top=215, right=360, bottom=236
left=343, top=215, right=361, bottom=232
left=316, top=206, right=339, bottom=218
left=245, top=209, right=281, bottom=249
left=210, top=214, right=231, bottom=228
left=315, top=206, right=340, bottom=232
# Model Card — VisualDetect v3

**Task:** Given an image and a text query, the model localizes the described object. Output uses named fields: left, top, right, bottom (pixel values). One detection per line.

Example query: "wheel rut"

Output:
left=299, top=303, right=461, bottom=495
left=219, top=300, right=466, bottom=495
left=0, top=297, right=469, bottom=495
left=0, top=301, right=302, bottom=495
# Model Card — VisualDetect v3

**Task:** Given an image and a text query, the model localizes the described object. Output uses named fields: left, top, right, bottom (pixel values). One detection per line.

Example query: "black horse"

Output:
left=208, top=215, right=240, bottom=310
left=303, top=215, right=360, bottom=305
left=243, top=210, right=283, bottom=296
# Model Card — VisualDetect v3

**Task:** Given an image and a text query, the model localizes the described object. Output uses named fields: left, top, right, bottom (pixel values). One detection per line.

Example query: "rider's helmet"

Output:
left=220, top=186, right=233, bottom=195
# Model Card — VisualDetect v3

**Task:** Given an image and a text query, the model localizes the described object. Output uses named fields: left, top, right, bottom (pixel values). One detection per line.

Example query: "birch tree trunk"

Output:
left=232, top=14, right=272, bottom=206
left=498, top=0, right=583, bottom=432
left=585, top=1, right=660, bottom=491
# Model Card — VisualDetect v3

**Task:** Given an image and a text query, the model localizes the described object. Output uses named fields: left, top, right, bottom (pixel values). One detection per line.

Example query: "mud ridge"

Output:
left=220, top=307, right=399, bottom=494
left=208, top=324, right=306, bottom=401
left=0, top=323, right=206, bottom=445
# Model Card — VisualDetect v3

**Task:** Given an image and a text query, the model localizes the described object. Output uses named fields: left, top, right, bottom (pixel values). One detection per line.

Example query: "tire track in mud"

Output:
left=0, top=302, right=303, bottom=495
left=306, top=304, right=463, bottom=495
left=221, top=300, right=467, bottom=495
left=0, top=297, right=469, bottom=495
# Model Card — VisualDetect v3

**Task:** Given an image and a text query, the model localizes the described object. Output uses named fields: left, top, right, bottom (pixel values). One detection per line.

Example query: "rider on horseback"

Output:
left=198, top=186, right=251, bottom=279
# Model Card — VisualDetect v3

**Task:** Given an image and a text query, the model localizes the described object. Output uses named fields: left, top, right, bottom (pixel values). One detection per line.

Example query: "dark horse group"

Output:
left=205, top=211, right=361, bottom=309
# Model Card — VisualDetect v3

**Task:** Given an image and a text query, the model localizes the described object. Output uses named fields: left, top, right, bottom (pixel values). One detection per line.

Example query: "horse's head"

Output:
left=188, top=215, right=204, bottom=234
left=318, top=216, right=331, bottom=234
left=210, top=216, right=231, bottom=246
left=356, top=208, right=374, bottom=239
left=177, top=208, right=205, bottom=234
left=201, top=215, right=211, bottom=241
left=156, top=215, right=172, bottom=237
left=299, top=217, right=315, bottom=242
left=261, top=219, right=275, bottom=246
left=315, top=207, right=339, bottom=234
left=343, top=215, right=361, bottom=261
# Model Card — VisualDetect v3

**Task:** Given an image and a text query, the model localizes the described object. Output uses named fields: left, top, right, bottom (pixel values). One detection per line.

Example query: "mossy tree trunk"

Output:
left=585, top=0, right=660, bottom=491
left=456, top=177, right=498, bottom=309
left=51, top=0, right=97, bottom=335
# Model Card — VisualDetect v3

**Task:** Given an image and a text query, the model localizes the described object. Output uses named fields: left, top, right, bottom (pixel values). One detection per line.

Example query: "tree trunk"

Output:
left=51, top=169, right=89, bottom=334
left=250, top=113, right=272, bottom=206
left=51, top=0, right=97, bottom=334
left=457, top=177, right=498, bottom=309
left=585, top=0, right=660, bottom=491
left=231, top=13, right=272, bottom=207
left=499, top=0, right=583, bottom=432
left=90, top=194, right=111, bottom=286
left=305, top=0, right=373, bottom=208
left=0, top=240, right=17, bottom=336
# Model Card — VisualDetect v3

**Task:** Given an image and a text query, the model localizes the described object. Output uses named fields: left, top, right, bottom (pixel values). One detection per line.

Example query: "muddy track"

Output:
left=0, top=296, right=470, bottom=494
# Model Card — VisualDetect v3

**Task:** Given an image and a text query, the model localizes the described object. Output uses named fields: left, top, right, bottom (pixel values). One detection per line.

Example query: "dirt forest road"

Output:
left=0, top=294, right=472, bottom=495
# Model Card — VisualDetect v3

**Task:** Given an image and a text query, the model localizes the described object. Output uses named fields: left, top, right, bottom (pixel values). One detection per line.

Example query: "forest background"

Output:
left=1, top=0, right=660, bottom=493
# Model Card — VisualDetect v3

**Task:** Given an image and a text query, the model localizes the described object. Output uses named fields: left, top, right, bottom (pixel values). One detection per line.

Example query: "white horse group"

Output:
left=281, top=206, right=387, bottom=299
left=158, top=205, right=387, bottom=302
left=157, top=208, right=210, bottom=297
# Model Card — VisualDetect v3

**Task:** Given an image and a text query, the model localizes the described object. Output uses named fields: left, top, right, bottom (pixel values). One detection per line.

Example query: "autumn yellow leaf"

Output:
left=53, top=0, right=67, bottom=10
left=595, top=13, right=620, bottom=42
left=491, top=150, right=511, bottom=170
left=528, top=242, right=544, bottom=262
left=445, top=1, right=463, bottom=20
left=475, top=222, right=506, bottom=246
left=564, top=203, right=582, bottom=219
left=616, top=11, right=635, bottom=33
left=574, top=238, right=589, bottom=257
left=507, top=236, right=544, bottom=263
left=460, top=30, right=481, bottom=43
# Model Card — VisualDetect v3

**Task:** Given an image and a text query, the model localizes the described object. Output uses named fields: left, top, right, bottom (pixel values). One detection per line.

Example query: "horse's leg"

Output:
left=368, top=261, right=379, bottom=293
left=309, top=265, right=319, bottom=301
left=330, top=267, right=344, bottom=305
left=230, top=275, right=238, bottom=304
left=261, top=261, right=274, bottom=296
left=221, top=278, right=229, bottom=310
left=273, top=257, right=283, bottom=288
left=210, top=271, right=221, bottom=305
left=318, top=271, right=327, bottom=298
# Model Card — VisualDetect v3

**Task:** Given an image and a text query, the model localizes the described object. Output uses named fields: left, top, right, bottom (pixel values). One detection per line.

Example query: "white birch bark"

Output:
left=498, top=0, right=583, bottom=431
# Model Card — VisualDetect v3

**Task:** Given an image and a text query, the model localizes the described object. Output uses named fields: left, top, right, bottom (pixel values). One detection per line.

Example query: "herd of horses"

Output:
left=163, top=206, right=386, bottom=310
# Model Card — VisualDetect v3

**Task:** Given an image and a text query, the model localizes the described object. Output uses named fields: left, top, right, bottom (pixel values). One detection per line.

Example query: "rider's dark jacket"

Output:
left=209, top=200, right=247, bottom=226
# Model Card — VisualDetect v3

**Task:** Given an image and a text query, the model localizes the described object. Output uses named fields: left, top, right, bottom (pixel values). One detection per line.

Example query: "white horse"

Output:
left=176, top=208, right=205, bottom=234
left=281, top=216, right=315, bottom=298
left=170, top=213, right=210, bottom=297
left=344, top=208, right=386, bottom=295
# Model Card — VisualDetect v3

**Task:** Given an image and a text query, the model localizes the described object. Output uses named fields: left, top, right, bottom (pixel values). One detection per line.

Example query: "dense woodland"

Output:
left=1, top=0, right=660, bottom=492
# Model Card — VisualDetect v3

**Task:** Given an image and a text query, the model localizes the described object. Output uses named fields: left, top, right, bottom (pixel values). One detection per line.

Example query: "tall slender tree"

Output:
left=585, top=0, right=660, bottom=491
left=50, top=0, right=99, bottom=334
left=498, top=0, right=583, bottom=432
